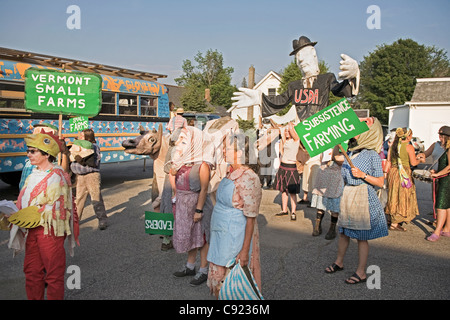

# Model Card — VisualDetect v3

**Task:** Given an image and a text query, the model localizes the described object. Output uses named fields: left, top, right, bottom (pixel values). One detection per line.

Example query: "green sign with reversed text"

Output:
left=294, top=98, right=369, bottom=157
left=25, top=68, right=102, bottom=117
left=145, top=211, right=174, bottom=235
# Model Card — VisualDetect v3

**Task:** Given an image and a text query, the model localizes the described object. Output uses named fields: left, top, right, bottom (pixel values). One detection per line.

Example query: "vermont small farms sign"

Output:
left=145, top=211, right=174, bottom=235
left=295, top=98, right=369, bottom=157
left=25, top=68, right=102, bottom=117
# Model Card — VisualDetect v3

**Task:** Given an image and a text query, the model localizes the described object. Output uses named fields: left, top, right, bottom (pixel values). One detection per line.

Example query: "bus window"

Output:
left=118, top=94, right=137, bottom=115
left=0, top=82, right=25, bottom=110
left=140, top=96, right=157, bottom=116
left=100, top=92, right=116, bottom=114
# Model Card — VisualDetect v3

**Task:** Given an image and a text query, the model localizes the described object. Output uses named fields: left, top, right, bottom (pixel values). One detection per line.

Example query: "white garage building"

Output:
left=386, top=77, right=450, bottom=149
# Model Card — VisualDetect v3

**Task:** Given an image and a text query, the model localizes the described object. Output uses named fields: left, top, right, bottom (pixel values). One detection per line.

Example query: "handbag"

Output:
left=339, top=184, right=371, bottom=230
left=218, top=259, right=263, bottom=300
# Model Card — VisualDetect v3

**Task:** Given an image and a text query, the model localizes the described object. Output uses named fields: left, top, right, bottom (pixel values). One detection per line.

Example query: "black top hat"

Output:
left=289, top=36, right=317, bottom=56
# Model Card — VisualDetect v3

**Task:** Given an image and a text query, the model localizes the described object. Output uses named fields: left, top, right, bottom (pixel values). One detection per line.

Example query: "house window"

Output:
left=140, top=96, right=157, bottom=116
left=268, top=88, right=277, bottom=97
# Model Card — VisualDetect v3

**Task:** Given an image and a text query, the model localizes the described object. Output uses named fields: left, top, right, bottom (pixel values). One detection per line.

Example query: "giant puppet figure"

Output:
left=231, top=36, right=360, bottom=122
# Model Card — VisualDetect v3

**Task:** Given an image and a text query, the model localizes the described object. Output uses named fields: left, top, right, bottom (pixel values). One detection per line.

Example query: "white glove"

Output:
left=231, top=88, right=261, bottom=109
left=338, top=54, right=359, bottom=80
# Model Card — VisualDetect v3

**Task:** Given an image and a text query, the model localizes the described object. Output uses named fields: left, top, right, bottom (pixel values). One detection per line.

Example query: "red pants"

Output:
left=24, top=227, right=66, bottom=300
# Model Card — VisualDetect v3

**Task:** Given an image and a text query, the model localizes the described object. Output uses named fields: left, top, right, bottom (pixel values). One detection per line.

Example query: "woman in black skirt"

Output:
left=273, top=122, right=300, bottom=220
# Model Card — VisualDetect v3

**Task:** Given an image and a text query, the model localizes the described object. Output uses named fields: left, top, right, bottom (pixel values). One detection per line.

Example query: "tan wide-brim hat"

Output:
left=176, top=108, right=184, bottom=114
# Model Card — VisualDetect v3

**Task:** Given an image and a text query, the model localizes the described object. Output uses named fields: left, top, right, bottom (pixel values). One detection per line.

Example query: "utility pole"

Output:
left=247, top=65, right=255, bottom=121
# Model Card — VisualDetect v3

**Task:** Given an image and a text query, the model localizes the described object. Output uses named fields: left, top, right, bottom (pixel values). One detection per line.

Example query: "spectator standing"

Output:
left=273, top=122, right=300, bottom=220
left=385, top=128, right=425, bottom=231
left=167, top=108, right=188, bottom=133
left=426, top=126, right=450, bottom=241
left=310, top=148, right=343, bottom=239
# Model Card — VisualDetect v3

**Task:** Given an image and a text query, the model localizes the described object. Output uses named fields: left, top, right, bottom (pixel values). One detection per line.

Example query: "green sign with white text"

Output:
left=25, top=68, right=102, bottom=117
left=294, top=98, right=369, bottom=157
left=145, top=211, right=174, bottom=235
left=69, top=116, right=89, bottom=133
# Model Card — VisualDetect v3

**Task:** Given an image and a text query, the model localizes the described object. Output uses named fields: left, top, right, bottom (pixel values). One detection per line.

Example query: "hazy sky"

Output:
left=2, top=0, right=449, bottom=86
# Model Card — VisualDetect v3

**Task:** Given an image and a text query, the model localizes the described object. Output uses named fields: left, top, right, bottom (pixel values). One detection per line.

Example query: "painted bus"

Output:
left=0, top=47, right=170, bottom=185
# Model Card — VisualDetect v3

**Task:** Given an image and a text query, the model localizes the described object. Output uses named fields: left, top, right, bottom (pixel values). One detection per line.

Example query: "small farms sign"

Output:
left=69, top=116, right=89, bottom=133
left=295, top=98, right=369, bottom=157
left=25, top=68, right=102, bottom=117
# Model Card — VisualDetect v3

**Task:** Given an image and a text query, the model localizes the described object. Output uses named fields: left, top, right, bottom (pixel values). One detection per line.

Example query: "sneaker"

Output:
left=189, top=272, right=208, bottom=286
left=98, top=222, right=107, bottom=230
left=173, top=266, right=196, bottom=278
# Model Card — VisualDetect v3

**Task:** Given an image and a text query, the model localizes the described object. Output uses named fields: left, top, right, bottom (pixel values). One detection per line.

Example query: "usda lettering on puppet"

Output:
left=25, top=68, right=102, bottom=117
left=295, top=98, right=369, bottom=157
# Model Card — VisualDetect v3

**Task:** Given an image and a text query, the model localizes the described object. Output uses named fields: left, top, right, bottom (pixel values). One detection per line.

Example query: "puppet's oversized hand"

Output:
left=338, top=54, right=359, bottom=80
left=231, top=88, right=261, bottom=109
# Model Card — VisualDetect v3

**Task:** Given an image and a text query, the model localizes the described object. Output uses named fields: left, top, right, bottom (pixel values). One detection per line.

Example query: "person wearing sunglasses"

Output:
left=10, top=132, right=75, bottom=299
left=19, top=122, right=70, bottom=190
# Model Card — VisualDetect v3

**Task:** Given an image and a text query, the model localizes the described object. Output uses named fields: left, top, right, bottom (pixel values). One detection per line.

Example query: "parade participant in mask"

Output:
left=8, top=131, right=75, bottom=299
left=169, top=126, right=214, bottom=286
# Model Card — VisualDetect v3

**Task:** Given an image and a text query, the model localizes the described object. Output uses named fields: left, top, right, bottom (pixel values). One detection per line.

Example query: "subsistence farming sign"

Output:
left=295, top=98, right=369, bottom=157
left=25, top=68, right=102, bottom=117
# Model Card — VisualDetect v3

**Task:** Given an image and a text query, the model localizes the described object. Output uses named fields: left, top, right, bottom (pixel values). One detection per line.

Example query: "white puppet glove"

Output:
left=338, top=54, right=359, bottom=80
left=231, top=88, right=262, bottom=109
left=338, top=54, right=360, bottom=95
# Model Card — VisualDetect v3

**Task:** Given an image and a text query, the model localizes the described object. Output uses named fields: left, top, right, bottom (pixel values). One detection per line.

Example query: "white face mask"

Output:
left=296, top=46, right=320, bottom=78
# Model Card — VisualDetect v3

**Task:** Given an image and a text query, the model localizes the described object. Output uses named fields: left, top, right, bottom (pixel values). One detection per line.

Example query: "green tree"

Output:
left=276, top=60, right=339, bottom=115
left=357, top=38, right=450, bottom=124
left=175, top=49, right=236, bottom=112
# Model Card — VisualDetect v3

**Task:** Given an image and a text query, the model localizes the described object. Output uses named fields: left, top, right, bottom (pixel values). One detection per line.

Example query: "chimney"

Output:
left=247, top=65, right=255, bottom=121
left=205, top=88, right=211, bottom=102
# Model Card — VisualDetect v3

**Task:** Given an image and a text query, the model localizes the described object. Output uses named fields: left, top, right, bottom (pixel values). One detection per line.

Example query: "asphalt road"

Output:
left=1, top=159, right=449, bottom=303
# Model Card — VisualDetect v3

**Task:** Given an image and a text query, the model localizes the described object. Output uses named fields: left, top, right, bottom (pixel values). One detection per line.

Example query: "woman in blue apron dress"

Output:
left=207, top=134, right=262, bottom=298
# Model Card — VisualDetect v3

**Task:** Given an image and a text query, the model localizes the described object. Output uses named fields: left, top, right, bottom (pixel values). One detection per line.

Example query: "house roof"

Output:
left=409, top=77, right=450, bottom=103
left=165, top=84, right=185, bottom=108
left=254, top=70, right=282, bottom=90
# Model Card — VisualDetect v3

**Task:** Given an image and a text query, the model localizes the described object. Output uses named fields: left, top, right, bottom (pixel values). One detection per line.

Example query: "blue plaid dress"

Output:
left=339, top=149, right=389, bottom=240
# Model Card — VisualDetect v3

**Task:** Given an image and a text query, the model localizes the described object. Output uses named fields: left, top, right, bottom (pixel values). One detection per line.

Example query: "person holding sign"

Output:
left=273, top=122, right=300, bottom=220
left=70, top=129, right=108, bottom=230
left=169, top=126, right=214, bottom=287
left=207, top=133, right=262, bottom=298
left=231, top=36, right=359, bottom=122
left=385, top=128, right=424, bottom=232
left=325, top=117, right=388, bottom=284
